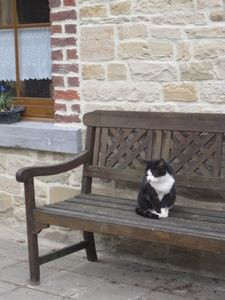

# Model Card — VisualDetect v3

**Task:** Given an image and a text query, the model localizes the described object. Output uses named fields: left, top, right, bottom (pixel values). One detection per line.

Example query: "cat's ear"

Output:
left=159, top=158, right=165, bottom=166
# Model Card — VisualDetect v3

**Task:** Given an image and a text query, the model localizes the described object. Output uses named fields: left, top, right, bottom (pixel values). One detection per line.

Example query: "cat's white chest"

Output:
left=150, top=172, right=174, bottom=201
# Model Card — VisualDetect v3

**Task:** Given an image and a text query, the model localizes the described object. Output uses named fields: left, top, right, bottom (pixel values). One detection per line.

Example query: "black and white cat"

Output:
left=135, top=159, right=176, bottom=219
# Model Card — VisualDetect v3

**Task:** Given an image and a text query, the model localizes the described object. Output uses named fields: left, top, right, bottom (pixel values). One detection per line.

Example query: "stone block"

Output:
left=118, top=24, right=148, bottom=40
left=108, top=64, right=127, bottom=80
left=118, top=42, right=151, bottom=59
left=14, top=206, right=26, bottom=221
left=194, top=40, right=225, bottom=59
left=7, top=158, right=33, bottom=176
left=110, top=1, right=131, bottom=15
left=180, top=62, right=214, bottom=81
left=0, top=193, right=12, bottom=212
left=153, top=13, right=206, bottom=25
left=118, top=41, right=173, bottom=60
left=0, top=155, right=7, bottom=174
left=197, top=0, right=222, bottom=8
left=49, top=185, right=80, bottom=204
left=149, top=42, right=173, bottom=59
left=200, top=82, right=225, bottom=103
left=134, top=0, right=193, bottom=12
left=164, top=84, right=198, bottom=102
left=80, top=5, right=107, bottom=18
left=177, top=41, right=191, bottom=61
left=151, top=28, right=182, bottom=40
left=129, top=63, right=177, bottom=81
left=37, top=172, right=70, bottom=185
left=82, top=64, right=105, bottom=80
left=186, top=27, right=225, bottom=38
left=82, top=82, right=161, bottom=102
left=0, top=176, right=21, bottom=194
left=214, top=58, right=225, bottom=79
left=35, top=182, right=47, bottom=199
left=210, top=11, right=225, bottom=22
left=81, top=27, right=114, bottom=61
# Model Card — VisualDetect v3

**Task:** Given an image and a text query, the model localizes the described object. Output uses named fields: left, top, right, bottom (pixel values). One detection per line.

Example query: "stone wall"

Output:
left=79, top=0, right=225, bottom=115
left=0, top=147, right=82, bottom=221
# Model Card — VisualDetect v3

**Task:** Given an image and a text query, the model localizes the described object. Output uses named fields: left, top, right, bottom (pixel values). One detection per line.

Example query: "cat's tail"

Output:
left=135, top=208, right=159, bottom=219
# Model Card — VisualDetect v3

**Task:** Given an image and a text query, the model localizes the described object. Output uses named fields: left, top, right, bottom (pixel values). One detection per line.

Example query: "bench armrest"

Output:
left=16, top=150, right=91, bottom=183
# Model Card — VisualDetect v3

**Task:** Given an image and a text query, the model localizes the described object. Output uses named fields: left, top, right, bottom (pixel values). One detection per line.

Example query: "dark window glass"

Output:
left=16, top=0, right=50, bottom=24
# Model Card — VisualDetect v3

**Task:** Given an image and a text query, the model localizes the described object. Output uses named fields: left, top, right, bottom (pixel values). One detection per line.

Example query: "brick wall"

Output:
left=50, top=0, right=225, bottom=124
left=49, top=0, right=81, bottom=124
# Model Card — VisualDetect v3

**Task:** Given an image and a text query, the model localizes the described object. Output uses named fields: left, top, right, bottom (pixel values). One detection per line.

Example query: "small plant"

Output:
left=0, top=84, right=20, bottom=111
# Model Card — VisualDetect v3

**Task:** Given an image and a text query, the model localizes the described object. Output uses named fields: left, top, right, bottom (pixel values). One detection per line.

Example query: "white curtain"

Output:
left=0, top=29, right=16, bottom=80
left=0, top=27, right=52, bottom=81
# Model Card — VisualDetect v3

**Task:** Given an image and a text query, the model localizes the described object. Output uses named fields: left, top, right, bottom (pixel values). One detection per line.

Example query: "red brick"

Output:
left=63, top=0, right=76, bottom=6
left=67, top=49, right=78, bottom=60
left=51, top=37, right=77, bottom=47
left=71, top=104, right=80, bottom=113
left=55, top=114, right=81, bottom=124
left=54, top=89, right=80, bottom=100
left=67, top=77, right=79, bottom=87
left=49, top=0, right=61, bottom=9
left=54, top=103, right=67, bottom=112
left=50, top=10, right=77, bottom=22
left=52, top=63, right=79, bottom=74
left=65, top=24, right=77, bottom=34
left=51, top=25, right=62, bottom=35
left=52, top=76, right=64, bottom=87
left=51, top=50, right=63, bottom=61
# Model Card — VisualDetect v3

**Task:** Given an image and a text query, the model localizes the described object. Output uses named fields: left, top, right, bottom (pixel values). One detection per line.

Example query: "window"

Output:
left=0, top=0, right=54, bottom=120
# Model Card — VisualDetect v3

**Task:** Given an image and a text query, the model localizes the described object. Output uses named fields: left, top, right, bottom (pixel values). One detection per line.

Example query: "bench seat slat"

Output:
left=36, top=194, right=225, bottom=238
left=72, top=193, right=225, bottom=221
left=35, top=205, right=225, bottom=241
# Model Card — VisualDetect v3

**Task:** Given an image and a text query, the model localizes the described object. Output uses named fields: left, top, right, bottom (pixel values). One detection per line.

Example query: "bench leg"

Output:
left=83, top=231, right=98, bottom=261
left=24, top=178, right=40, bottom=285
left=27, top=230, right=40, bottom=285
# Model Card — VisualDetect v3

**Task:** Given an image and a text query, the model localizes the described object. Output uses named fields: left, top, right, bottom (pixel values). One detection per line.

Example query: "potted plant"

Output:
left=0, top=84, right=25, bottom=124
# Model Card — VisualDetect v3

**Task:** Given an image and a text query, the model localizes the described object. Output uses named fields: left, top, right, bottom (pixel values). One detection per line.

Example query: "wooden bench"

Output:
left=16, top=110, right=225, bottom=285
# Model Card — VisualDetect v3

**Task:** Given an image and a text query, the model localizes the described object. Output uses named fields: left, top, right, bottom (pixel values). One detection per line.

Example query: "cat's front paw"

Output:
left=153, top=208, right=169, bottom=218
left=159, top=208, right=169, bottom=218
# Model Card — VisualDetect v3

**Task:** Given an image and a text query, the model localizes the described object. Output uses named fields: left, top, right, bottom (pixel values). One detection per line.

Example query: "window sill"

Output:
left=0, top=121, right=82, bottom=154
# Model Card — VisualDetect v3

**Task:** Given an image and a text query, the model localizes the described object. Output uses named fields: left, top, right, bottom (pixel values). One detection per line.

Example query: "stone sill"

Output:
left=0, top=121, right=83, bottom=154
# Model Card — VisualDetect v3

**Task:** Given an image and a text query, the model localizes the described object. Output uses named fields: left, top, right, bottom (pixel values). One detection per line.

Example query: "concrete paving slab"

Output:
left=0, top=225, right=225, bottom=300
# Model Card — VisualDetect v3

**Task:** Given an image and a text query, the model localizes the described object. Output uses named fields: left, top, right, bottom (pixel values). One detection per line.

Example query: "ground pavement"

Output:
left=0, top=223, right=225, bottom=300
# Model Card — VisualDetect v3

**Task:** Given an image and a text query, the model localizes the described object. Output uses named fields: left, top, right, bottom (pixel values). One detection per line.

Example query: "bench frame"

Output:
left=16, top=111, right=225, bottom=285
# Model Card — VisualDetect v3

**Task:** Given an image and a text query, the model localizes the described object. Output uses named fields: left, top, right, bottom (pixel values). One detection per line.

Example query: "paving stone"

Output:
left=1, top=227, right=225, bottom=300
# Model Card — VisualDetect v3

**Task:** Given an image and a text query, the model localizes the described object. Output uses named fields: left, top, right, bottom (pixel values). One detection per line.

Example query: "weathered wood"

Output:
left=83, top=111, right=225, bottom=133
left=16, top=110, right=225, bottom=285
left=16, top=150, right=91, bottom=182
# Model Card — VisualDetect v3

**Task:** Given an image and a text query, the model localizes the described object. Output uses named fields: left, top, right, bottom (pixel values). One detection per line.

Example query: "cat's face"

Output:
left=145, top=159, right=167, bottom=183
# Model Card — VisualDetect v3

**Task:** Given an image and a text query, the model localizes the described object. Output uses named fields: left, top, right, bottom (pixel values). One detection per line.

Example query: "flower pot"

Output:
left=0, top=107, right=25, bottom=124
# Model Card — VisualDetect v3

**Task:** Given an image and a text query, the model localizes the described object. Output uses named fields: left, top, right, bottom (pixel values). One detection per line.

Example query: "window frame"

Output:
left=0, top=0, right=54, bottom=121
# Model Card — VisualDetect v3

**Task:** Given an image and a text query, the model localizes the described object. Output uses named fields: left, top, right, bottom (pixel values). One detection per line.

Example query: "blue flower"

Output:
left=1, top=85, right=5, bottom=93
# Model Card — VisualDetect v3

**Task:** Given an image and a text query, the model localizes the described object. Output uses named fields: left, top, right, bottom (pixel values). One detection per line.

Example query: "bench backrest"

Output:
left=82, top=111, right=225, bottom=193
